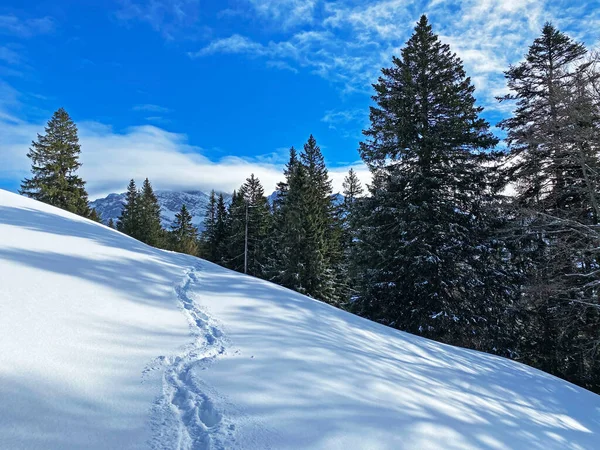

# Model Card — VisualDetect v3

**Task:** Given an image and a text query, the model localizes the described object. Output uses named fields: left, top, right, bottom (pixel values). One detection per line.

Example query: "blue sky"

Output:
left=1, top=0, right=599, bottom=198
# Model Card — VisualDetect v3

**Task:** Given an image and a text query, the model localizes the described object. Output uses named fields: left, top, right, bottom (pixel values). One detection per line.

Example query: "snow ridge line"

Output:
left=150, top=264, right=233, bottom=450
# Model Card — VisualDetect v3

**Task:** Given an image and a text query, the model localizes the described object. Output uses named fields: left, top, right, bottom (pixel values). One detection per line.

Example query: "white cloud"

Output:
left=192, top=0, right=600, bottom=111
left=0, top=46, right=20, bottom=64
left=0, top=110, right=370, bottom=199
left=245, top=0, right=318, bottom=29
left=0, top=15, right=55, bottom=38
left=116, top=0, right=202, bottom=40
left=132, top=103, right=172, bottom=113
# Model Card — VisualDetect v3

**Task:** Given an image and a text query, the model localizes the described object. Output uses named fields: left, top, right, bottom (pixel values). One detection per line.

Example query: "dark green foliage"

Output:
left=107, top=218, right=115, bottom=229
left=20, top=108, right=92, bottom=218
left=202, top=191, right=218, bottom=260
left=340, top=168, right=364, bottom=300
left=201, top=191, right=229, bottom=263
left=171, top=204, right=198, bottom=255
left=268, top=137, right=345, bottom=304
left=499, top=23, right=600, bottom=391
left=117, top=179, right=140, bottom=239
left=138, top=178, right=163, bottom=247
left=225, top=175, right=271, bottom=277
left=88, top=208, right=101, bottom=223
left=354, top=15, right=514, bottom=349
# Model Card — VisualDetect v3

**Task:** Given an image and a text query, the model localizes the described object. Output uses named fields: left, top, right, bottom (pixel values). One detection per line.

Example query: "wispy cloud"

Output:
left=321, top=108, right=369, bottom=139
left=244, top=0, right=318, bottom=29
left=0, top=46, right=20, bottom=65
left=132, top=103, right=172, bottom=113
left=115, top=0, right=203, bottom=40
left=191, top=0, right=600, bottom=110
left=0, top=14, right=55, bottom=38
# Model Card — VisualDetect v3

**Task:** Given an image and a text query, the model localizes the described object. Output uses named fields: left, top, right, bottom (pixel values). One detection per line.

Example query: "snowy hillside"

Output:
left=90, top=190, right=231, bottom=230
left=1, top=189, right=599, bottom=449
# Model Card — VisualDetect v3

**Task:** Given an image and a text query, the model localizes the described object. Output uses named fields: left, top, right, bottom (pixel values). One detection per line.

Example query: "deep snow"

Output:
left=1, top=189, right=599, bottom=449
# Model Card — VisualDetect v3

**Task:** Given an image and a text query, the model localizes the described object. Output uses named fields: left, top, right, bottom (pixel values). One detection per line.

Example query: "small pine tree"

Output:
left=20, top=108, right=91, bottom=217
left=117, top=179, right=140, bottom=239
left=138, top=178, right=163, bottom=247
left=107, top=218, right=115, bottom=229
left=226, top=174, right=271, bottom=277
left=88, top=208, right=102, bottom=223
left=269, top=136, right=343, bottom=303
left=342, top=168, right=363, bottom=207
left=214, top=193, right=229, bottom=263
left=340, top=168, right=364, bottom=299
left=171, top=204, right=198, bottom=255
left=202, top=190, right=218, bottom=261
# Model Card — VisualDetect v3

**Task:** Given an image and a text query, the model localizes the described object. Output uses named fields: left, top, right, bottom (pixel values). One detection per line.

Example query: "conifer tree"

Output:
left=214, top=193, right=229, bottom=263
left=88, top=208, right=101, bottom=223
left=138, top=178, right=163, bottom=247
left=171, top=204, right=198, bottom=255
left=269, top=137, right=344, bottom=303
left=355, top=16, right=512, bottom=348
left=225, top=189, right=247, bottom=271
left=340, top=168, right=364, bottom=299
left=226, top=175, right=271, bottom=277
left=20, top=108, right=92, bottom=217
left=202, top=190, right=218, bottom=261
left=117, top=179, right=140, bottom=239
left=107, top=218, right=115, bottom=229
left=499, top=24, right=600, bottom=389
left=342, top=168, right=363, bottom=207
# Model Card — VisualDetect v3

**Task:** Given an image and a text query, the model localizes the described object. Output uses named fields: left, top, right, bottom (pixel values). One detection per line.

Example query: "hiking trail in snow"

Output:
left=149, top=264, right=235, bottom=450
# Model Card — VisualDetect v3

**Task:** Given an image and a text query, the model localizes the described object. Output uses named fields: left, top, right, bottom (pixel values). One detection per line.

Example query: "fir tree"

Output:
left=340, top=168, right=364, bottom=299
left=202, top=191, right=218, bottom=261
left=171, top=204, right=198, bottom=255
left=214, top=193, right=229, bottom=263
left=356, top=16, right=513, bottom=348
left=269, top=137, right=344, bottom=303
left=342, top=168, right=363, bottom=207
left=107, top=218, right=115, bottom=229
left=226, top=175, right=271, bottom=277
left=20, top=108, right=91, bottom=217
left=88, top=208, right=101, bottom=223
left=138, top=178, right=163, bottom=247
left=117, top=179, right=140, bottom=239
left=499, top=24, right=600, bottom=390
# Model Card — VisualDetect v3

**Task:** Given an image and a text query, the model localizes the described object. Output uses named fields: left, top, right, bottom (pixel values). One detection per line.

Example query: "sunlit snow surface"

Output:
left=1, top=189, right=599, bottom=449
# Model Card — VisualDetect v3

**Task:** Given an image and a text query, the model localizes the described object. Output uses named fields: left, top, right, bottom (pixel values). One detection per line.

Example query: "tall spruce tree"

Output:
left=202, top=190, right=218, bottom=261
left=499, top=24, right=600, bottom=390
left=214, top=193, right=229, bottom=263
left=269, top=136, right=344, bottom=303
left=201, top=191, right=229, bottom=263
left=117, top=179, right=140, bottom=239
left=355, top=16, right=513, bottom=348
left=340, top=168, right=364, bottom=299
left=20, top=108, right=91, bottom=217
left=171, top=204, right=198, bottom=255
left=226, top=175, right=271, bottom=277
left=138, top=178, right=163, bottom=247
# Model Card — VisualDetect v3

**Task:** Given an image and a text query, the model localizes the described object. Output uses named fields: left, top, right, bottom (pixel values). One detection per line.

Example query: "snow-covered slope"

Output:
left=1, top=189, right=599, bottom=449
left=90, top=190, right=231, bottom=230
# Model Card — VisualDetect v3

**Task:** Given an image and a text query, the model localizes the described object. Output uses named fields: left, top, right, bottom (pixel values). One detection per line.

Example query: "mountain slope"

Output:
left=1, top=189, right=599, bottom=449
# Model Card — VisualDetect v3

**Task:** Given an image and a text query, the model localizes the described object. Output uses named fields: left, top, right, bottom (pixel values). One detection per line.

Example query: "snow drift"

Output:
left=0, top=189, right=599, bottom=449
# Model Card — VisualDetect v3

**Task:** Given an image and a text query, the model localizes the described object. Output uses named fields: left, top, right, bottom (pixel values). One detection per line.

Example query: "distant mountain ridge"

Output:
left=90, top=190, right=231, bottom=230
left=91, top=190, right=343, bottom=231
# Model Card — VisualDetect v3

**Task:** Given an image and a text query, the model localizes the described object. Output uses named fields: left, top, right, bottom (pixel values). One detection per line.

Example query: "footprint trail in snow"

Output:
left=150, top=264, right=235, bottom=450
